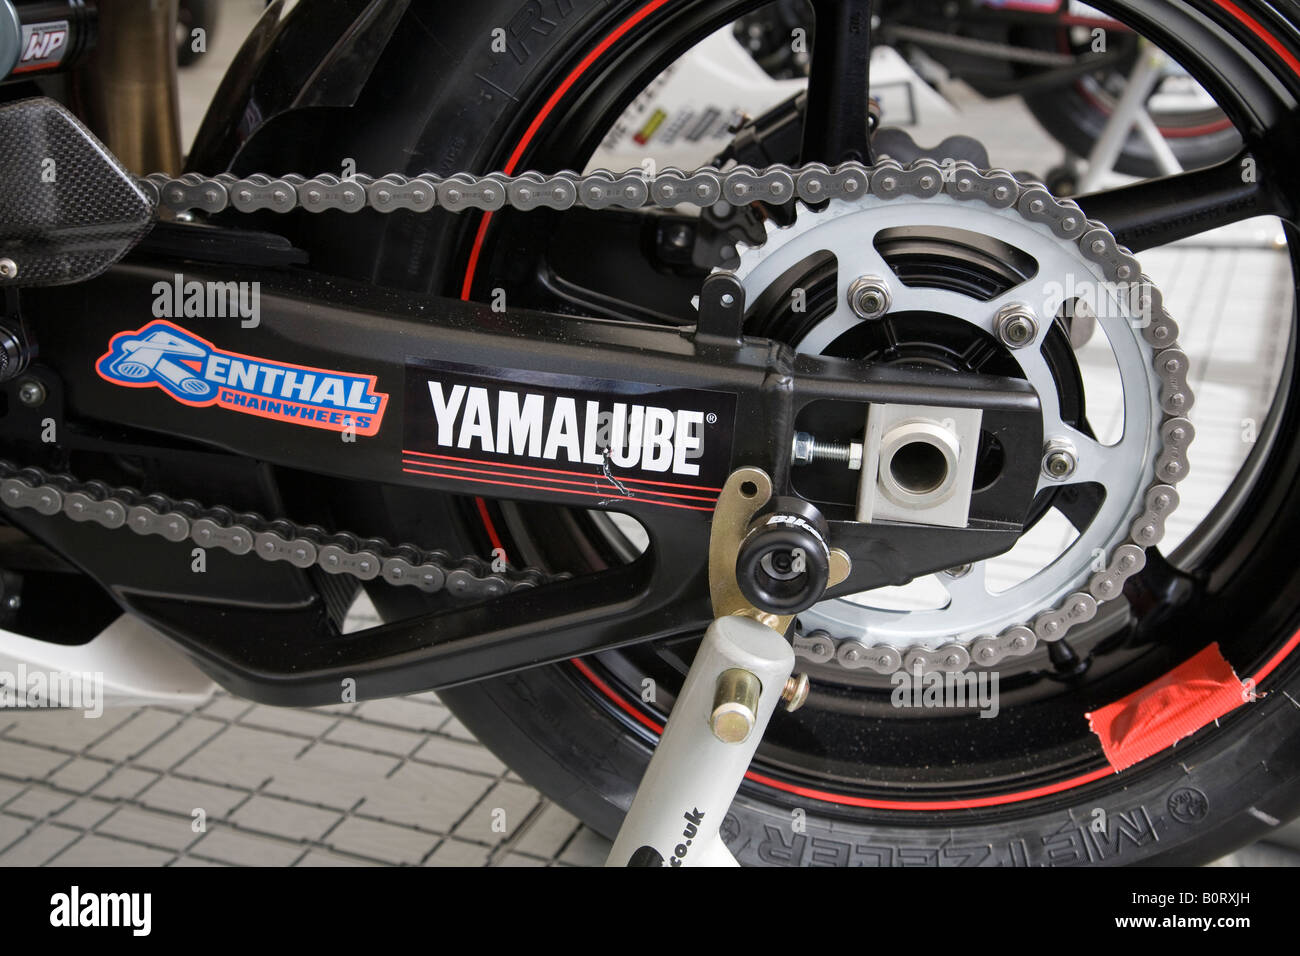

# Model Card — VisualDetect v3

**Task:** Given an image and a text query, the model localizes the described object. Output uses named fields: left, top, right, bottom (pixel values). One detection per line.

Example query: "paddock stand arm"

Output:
left=606, top=467, right=850, bottom=866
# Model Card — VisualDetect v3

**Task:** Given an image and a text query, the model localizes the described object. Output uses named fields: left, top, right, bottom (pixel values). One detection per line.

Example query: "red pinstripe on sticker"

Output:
left=405, top=449, right=722, bottom=493
left=403, top=459, right=718, bottom=503
left=403, top=464, right=717, bottom=510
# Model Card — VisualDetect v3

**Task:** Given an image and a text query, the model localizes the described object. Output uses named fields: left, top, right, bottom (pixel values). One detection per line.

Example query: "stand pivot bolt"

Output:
left=711, top=668, right=761, bottom=743
left=782, top=673, right=810, bottom=711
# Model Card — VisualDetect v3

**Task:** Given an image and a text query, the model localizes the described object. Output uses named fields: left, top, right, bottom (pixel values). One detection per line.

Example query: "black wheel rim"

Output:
left=447, top=0, right=1300, bottom=809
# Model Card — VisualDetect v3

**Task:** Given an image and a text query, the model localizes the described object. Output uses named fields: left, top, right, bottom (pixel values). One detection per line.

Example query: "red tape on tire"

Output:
left=1087, top=643, right=1250, bottom=772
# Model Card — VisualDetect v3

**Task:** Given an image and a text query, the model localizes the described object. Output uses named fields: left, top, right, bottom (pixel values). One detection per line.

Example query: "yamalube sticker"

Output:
left=403, top=361, right=736, bottom=511
left=97, top=321, right=388, bottom=436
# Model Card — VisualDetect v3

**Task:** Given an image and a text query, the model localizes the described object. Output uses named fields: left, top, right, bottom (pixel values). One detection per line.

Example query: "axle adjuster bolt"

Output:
left=847, top=275, right=892, bottom=320
left=792, top=431, right=863, bottom=470
left=994, top=303, right=1039, bottom=349
left=711, top=668, right=761, bottom=743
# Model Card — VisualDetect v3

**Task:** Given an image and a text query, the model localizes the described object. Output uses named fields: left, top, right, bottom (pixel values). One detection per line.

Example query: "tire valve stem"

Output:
left=1047, top=639, right=1089, bottom=678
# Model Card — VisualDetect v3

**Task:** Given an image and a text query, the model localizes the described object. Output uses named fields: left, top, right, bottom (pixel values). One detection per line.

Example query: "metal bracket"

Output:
left=856, top=404, right=983, bottom=528
left=709, top=466, right=850, bottom=632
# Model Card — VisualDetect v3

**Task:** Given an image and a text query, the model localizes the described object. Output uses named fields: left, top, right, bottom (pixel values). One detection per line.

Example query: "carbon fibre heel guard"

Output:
left=0, top=97, right=155, bottom=287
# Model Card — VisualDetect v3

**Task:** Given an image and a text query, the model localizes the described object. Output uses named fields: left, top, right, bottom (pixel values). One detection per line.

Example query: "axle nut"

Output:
left=877, top=420, right=960, bottom=508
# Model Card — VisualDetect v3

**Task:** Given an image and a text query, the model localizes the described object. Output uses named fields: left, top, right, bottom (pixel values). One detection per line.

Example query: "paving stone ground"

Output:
left=0, top=690, right=612, bottom=867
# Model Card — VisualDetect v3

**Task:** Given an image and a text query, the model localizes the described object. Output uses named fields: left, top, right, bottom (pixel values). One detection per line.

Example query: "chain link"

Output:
left=119, top=161, right=1196, bottom=661
left=0, top=461, right=550, bottom=598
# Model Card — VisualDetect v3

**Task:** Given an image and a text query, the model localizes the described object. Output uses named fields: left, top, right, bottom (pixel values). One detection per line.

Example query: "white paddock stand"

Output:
left=606, top=614, right=795, bottom=866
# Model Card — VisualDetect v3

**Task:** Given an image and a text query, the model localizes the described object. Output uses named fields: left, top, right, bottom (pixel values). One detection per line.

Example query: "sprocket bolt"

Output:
left=995, top=304, right=1039, bottom=349
left=847, top=276, right=892, bottom=320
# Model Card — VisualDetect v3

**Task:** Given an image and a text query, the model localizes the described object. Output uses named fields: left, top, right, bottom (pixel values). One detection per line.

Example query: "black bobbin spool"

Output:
left=734, top=496, right=831, bottom=615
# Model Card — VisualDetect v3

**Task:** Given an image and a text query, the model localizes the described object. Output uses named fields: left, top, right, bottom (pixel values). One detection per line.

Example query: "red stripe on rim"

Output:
left=1210, top=0, right=1300, bottom=77
left=463, top=0, right=1300, bottom=810
left=574, top=626, right=1300, bottom=811
left=459, top=0, right=676, bottom=301
left=1251, top=627, right=1300, bottom=684
left=571, top=657, right=665, bottom=735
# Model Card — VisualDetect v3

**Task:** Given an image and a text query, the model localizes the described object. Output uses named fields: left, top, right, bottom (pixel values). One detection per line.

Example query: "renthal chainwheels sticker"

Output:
left=96, top=320, right=388, bottom=436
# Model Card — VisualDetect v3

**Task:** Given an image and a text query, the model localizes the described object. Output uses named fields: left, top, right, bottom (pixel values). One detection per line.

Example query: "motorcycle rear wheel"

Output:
left=227, top=0, right=1300, bottom=865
